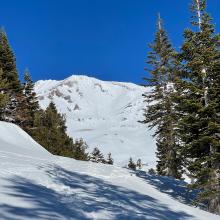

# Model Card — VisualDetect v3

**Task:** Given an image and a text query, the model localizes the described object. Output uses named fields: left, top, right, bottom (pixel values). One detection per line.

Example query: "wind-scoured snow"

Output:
left=0, top=121, right=219, bottom=220
left=35, top=75, right=156, bottom=167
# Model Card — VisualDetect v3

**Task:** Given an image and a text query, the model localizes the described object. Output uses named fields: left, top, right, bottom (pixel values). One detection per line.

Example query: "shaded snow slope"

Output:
left=35, top=75, right=156, bottom=167
left=0, top=122, right=219, bottom=220
left=0, top=121, right=51, bottom=159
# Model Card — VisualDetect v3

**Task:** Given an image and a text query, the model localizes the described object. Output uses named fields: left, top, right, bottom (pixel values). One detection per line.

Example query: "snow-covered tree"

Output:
left=128, top=157, right=136, bottom=170
left=136, top=159, right=142, bottom=169
left=90, top=147, right=105, bottom=163
left=106, top=153, right=114, bottom=165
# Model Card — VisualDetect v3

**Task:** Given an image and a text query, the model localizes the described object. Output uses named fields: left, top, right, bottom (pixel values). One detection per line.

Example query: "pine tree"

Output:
left=32, top=102, right=72, bottom=156
left=0, top=68, right=8, bottom=119
left=106, top=153, right=114, bottom=165
left=0, top=28, right=20, bottom=91
left=128, top=157, right=136, bottom=170
left=73, top=138, right=88, bottom=161
left=22, top=68, right=39, bottom=132
left=90, top=147, right=105, bottom=163
left=136, top=159, right=142, bottom=169
left=148, top=168, right=156, bottom=175
left=32, top=102, right=89, bottom=160
left=142, top=14, right=182, bottom=179
left=0, top=28, right=21, bottom=122
left=177, top=0, right=220, bottom=214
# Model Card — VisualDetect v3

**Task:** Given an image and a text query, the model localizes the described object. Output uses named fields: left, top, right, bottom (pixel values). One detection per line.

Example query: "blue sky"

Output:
left=1, top=0, right=220, bottom=83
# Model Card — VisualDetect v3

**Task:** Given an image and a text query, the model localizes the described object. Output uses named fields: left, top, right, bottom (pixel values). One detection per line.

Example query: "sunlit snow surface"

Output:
left=0, top=121, right=219, bottom=220
left=35, top=75, right=156, bottom=167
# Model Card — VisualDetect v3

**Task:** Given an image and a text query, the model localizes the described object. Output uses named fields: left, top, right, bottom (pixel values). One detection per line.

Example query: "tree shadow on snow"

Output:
left=0, top=165, right=194, bottom=220
left=135, top=170, right=198, bottom=205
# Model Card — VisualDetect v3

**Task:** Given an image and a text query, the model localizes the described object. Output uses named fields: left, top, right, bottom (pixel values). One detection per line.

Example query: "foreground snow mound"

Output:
left=35, top=75, right=156, bottom=167
left=0, top=121, right=51, bottom=159
left=0, top=122, right=219, bottom=220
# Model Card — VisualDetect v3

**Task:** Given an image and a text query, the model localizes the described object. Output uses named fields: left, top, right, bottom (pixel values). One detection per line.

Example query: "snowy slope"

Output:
left=0, top=121, right=220, bottom=220
left=35, top=75, right=156, bottom=167
left=0, top=121, right=51, bottom=159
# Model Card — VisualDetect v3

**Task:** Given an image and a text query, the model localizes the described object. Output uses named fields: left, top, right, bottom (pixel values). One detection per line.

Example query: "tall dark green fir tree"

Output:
left=32, top=102, right=88, bottom=160
left=73, top=138, right=88, bottom=161
left=142, top=14, right=181, bottom=179
left=22, top=68, right=40, bottom=132
left=32, top=102, right=71, bottom=156
left=0, top=68, right=8, bottom=119
left=177, top=0, right=220, bottom=214
left=0, top=28, right=22, bottom=123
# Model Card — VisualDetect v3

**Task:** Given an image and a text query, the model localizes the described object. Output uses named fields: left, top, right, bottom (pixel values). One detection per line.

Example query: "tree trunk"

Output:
left=208, top=145, right=220, bottom=214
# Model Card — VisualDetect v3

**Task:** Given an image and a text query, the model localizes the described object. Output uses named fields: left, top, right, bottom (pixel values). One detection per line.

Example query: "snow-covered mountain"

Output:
left=1, top=121, right=219, bottom=220
left=35, top=75, right=156, bottom=167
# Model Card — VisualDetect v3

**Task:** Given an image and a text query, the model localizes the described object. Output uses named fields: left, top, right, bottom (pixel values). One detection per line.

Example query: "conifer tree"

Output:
left=73, top=139, right=88, bottom=161
left=90, top=147, right=105, bottom=163
left=22, top=68, right=39, bottom=132
left=136, top=159, right=142, bottom=169
left=177, top=0, right=220, bottom=214
left=128, top=157, right=136, bottom=170
left=0, top=28, right=21, bottom=122
left=32, top=102, right=73, bottom=156
left=148, top=168, right=156, bottom=175
left=0, top=28, right=20, bottom=91
left=106, top=153, right=114, bottom=165
left=0, top=68, right=8, bottom=119
left=142, top=14, right=181, bottom=179
left=32, top=102, right=89, bottom=160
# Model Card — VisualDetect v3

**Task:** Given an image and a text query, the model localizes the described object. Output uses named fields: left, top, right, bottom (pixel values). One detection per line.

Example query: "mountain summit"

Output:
left=35, top=75, right=156, bottom=166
